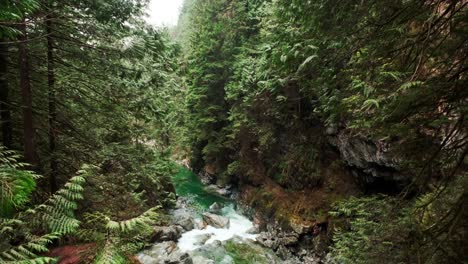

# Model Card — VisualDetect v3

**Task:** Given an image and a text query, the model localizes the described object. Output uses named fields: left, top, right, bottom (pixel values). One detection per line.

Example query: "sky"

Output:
left=145, top=0, right=184, bottom=27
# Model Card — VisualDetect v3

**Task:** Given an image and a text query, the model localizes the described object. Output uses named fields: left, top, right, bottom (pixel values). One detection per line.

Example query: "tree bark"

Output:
left=18, top=19, right=37, bottom=166
left=46, top=15, right=58, bottom=193
left=0, top=39, right=13, bottom=148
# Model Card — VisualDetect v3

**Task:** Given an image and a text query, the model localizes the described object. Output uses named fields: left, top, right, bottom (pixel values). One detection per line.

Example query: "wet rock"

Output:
left=206, top=185, right=232, bottom=197
left=164, top=252, right=193, bottom=264
left=208, top=202, right=222, bottom=214
left=189, top=237, right=282, bottom=264
left=192, top=256, right=215, bottom=264
left=193, top=233, right=213, bottom=246
left=200, top=165, right=216, bottom=185
left=195, top=219, right=208, bottom=230
left=190, top=240, right=225, bottom=262
left=138, top=241, right=193, bottom=264
left=202, top=213, right=230, bottom=229
left=219, top=255, right=234, bottom=264
left=139, top=241, right=190, bottom=264
left=178, top=218, right=194, bottom=231
left=150, top=226, right=183, bottom=242
left=246, top=225, right=259, bottom=234
left=171, top=207, right=196, bottom=231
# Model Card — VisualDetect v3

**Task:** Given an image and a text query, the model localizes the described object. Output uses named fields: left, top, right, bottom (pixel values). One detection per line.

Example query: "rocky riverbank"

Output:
left=138, top=168, right=337, bottom=264
left=137, top=197, right=276, bottom=264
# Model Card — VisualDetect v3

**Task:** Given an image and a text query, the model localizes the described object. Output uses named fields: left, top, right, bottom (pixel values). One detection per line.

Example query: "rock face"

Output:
left=202, top=213, right=230, bottom=229
left=256, top=231, right=299, bottom=251
left=250, top=213, right=331, bottom=264
left=200, top=165, right=217, bottom=185
left=327, top=129, right=411, bottom=192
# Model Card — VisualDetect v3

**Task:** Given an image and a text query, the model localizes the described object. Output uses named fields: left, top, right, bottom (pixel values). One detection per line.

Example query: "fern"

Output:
left=78, top=207, right=159, bottom=264
left=0, top=158, right=89, bottom=264
left=0, top=233, right=60, bottom=263
left=106, top=208, right=159, bottom=234
left=25, top=168, right=90, bottom=234
left=94, top=242, right=127, bottom=264
left=0, top=147, right=38, bottom=217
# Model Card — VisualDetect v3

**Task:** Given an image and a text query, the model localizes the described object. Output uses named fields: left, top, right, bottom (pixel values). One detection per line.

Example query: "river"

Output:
left=138, top=167, right=280, bottom=263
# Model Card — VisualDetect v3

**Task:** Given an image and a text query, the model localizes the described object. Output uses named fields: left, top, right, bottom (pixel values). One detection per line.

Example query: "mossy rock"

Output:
left=224, top=241, right=270, bottom=264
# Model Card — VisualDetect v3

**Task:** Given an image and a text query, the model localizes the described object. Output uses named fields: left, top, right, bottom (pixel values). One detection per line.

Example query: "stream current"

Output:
left=138, top=168, right=279, bottom=263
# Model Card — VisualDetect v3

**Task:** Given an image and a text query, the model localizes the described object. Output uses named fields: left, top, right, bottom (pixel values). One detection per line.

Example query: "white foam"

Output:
left=178, top=205, right=257, bottom=252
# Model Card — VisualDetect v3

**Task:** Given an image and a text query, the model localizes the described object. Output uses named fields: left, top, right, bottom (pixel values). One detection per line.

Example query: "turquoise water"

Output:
left=172, top=167, right=228, bottom=209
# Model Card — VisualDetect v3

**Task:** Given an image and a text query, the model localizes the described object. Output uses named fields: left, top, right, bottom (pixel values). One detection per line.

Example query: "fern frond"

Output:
left=94, top=242, right=127, bottom=264
left=105, top=207, right=159, bottom=234
left=0, top=167, right=37, bottom=217
left=1, top=164, right=90, bottom=264
left=0, top=257, right=57, bottom=264
left=0, top=233, right=60, bottom=263
left=24, top=170, right=89, bottom=234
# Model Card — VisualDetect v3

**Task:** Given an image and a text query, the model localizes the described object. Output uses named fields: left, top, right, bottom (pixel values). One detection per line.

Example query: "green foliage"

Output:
left=330, top=196, right=410, bottom=263
left=0, top=161, right=88, bottom=264
left=0, top=147, right=38, bottom=217
left=1, top=0, right=182, bottom=263
left=330, top=175, right=467, bottom=263
left=0, top=0, right=38, bottom=38
left=224, top=240, right=270, bottom=264
left=78, top=208, right=159, bottom=264
left=28, top=170, right=88, bottom=234
left=180, top=0, right=467, bottom=262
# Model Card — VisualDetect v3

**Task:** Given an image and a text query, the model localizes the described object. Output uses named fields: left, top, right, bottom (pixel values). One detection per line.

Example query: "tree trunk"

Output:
left=0, top=39, right=12, bottom=148
left=46, top=15, right=58, bottom=193
left=18, top=19, right=37, bottom=166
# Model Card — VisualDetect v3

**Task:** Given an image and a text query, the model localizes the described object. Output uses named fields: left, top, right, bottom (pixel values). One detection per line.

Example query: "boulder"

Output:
left=171, top=206, right=196, bottom=231
left=196, top=219, right=208, bottom=230
left=138, top=241, right=177, bottom=263
left=193, top=233, right=213, bottom=246
left=138, top=241, right=193, bottom=264
left=246, top=225, right=259, bottom=234
left=192, top=256, right=215, bottom=264
left=219, top=255, right=234, bottom=264
left=163, top=252, right=192, bottom=264
left=205, top=185, right=232, bottom=197
left=208, top=202, right=222, bottom=214
left=178, top=218, right=194, bottom=231
left=202, top=213, right=230, bottom=229
left=150, top=226, right=183, bottom=242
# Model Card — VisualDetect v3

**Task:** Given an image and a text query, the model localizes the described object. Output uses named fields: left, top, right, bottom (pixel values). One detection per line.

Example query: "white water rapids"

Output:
left=177, top=204, right=257, bottom=252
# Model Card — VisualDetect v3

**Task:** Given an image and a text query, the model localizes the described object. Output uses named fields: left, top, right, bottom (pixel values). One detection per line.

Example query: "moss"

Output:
left=224, top=241, right=270, bottom=264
